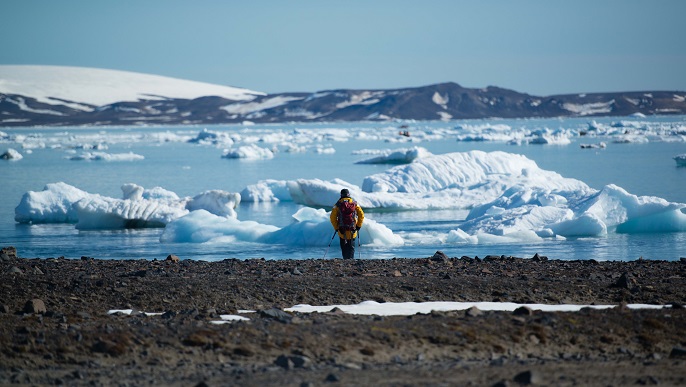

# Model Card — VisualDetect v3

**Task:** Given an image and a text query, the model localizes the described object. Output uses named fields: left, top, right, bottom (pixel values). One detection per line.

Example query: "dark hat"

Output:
left=340, top=189, right=350, bottom=197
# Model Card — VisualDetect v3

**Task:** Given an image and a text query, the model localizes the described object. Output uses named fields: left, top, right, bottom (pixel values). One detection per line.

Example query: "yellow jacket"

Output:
left=330, top=197, right=364, bottom=239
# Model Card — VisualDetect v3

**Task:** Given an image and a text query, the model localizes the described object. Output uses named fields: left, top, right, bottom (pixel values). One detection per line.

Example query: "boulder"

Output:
left=24, top=299, right=47, bottom=314
left=430, top=251, right=449, bottom=262
left=0, top=246, right=18, bottom=260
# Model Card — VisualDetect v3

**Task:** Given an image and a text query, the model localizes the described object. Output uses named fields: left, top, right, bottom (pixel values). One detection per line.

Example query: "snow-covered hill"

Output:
left=1, top=65, right=685, bottom=127
left=0, top=65, right=264, bottom=107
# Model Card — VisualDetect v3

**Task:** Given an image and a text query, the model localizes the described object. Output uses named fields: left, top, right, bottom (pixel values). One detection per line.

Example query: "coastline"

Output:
left=2, top=249, right=686, bottom=385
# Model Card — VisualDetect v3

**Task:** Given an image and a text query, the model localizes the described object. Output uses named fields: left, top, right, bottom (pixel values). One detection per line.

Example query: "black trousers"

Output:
left=339, top=237, right=356, bottom=259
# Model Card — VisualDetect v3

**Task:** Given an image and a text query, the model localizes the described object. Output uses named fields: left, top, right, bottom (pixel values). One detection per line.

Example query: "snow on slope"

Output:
left=0, top=65, right=265, bottom=107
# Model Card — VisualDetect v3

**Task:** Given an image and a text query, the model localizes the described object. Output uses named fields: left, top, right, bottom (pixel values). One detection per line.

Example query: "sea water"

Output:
left=1, top=116, right=685, bottom=261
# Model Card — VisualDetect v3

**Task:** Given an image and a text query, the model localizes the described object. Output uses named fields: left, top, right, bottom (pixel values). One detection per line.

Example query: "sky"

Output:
left=1, top=0, right=685, bottom=96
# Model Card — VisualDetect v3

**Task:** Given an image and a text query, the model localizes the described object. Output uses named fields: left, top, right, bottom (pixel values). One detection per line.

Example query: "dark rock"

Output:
left=160, top=310, right=176, bottom=320
left=260, top=308, right=292, bottom=323
left=275, top=355, right=294, bottom=369
left=91, top=339, right=127, bottom=356
left=0, top=246, right=18, bottom=260
left=431, top=251, right=449, bottom=262
left=513, top=370, right=540, bottom=385
left=128, top=270, right=147, bottom=277
left=512, top=306, right=533, bottom=316
left=166, top=254, right=180, bottom=263
left=531, top=253, right=548, bottom=262
left=325, top=373, right=340, bottom=382
left=670, top=347, right=686, bottom=359
left=290, top=355, right=311, bottom=368
left=611, top=272, right=638, bottom=290
left=233, top=346, right=254, bottom=357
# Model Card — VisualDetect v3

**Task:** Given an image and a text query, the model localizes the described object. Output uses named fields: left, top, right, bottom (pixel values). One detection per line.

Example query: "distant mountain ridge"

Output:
left=1, top=66, right=685, bottom=127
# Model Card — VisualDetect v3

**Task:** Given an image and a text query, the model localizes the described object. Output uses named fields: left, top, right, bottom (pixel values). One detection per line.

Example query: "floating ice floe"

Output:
left=236, top=151, right=686, bottom=242
left=526, top=128, right=572, bottom=145
left=1, top=148, right=23, bottom=160
left=354, top=146, right=432, bottom=164
left=240, top=179, right=293, bottom=202
left=68, top=151, right=144, bottom=161
left=222, top=144, right=274, bottom=159
left=160, top=207, right=403, bottom=247
left=675, top=154, right=686, bottom=167
left=580, top=142, right=607, bottom=149
left=272, top=151, right=590, bottom=210
left=15, top=183, right=241, bottom=229
left=15, top=182, right=90, bottom=223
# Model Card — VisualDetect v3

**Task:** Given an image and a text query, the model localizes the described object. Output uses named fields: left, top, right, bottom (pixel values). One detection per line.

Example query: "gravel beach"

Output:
left=1, top=246, right=686, bottom=386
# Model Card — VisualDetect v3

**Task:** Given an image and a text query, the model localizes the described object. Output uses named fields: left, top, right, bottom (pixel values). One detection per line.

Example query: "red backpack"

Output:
left=337, top=200, right=358, bottom=232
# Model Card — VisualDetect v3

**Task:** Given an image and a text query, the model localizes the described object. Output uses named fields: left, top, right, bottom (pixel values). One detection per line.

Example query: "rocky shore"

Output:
left=2, top=247, right=686, bottom=386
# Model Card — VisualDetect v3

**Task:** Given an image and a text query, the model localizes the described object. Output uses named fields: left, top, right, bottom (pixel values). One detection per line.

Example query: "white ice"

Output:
left=160, top=207, right=403, bottom=247
left=15, top=183, right=241, bottom=229
left=68, top=151, right=145, bottom=161
left=0, top=65, right=264, bottom=107
left=221, top=144, right=274, bottom=159
left=108, top=301, right=671, bottom=322
left=1, top=148, right=23, bottom=160
left=235, top=151, right=686, bottom=243
left=285, top=300, right=669, bottom=316
left=354, top=146, right=432, bottom=164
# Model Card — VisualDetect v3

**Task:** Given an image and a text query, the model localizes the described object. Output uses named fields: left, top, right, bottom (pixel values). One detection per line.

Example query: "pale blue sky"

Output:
left=2, top=0, right=684, bottom=95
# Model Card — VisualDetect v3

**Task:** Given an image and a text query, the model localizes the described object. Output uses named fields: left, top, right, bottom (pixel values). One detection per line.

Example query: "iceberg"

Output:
left=161, top=207, right=403, bottom=247
left=455, top=183, right=686, bottom=241
left=188, top=128, right=237, bottom=147
left=572, top=184, right=686, bottom=234
left=233, top=151, right=686, bottom=242
left=354, top=146, right=432, bottom=164
left=239, top=151, right=592, bottom=210
left=15, top=182, right=90, bottom=223
left=68, top=151, right=144, bottom=161
left=241, top=180, right=293, bottom=202
left=675, top=154, right=686, bottom=167
left=221, top=144, right=274, bottom=159
left=186, top=190, right=241, bottom=218
left=1, top=148, right=23, bottom=160
left=526, top=128, right=572, bottom=145
left=73, top=194, right=187, bottom=229
left=361, top=151, right=587, bottom=195
left=15, top=183, right=241, bottom=229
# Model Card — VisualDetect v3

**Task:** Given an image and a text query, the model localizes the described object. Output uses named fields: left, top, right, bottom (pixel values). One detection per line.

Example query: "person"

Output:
left=330, top=188, right=364, bottom=259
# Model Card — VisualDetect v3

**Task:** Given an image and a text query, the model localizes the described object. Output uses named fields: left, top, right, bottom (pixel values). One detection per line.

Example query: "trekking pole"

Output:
left=322, top=230, right=337, bottom=259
